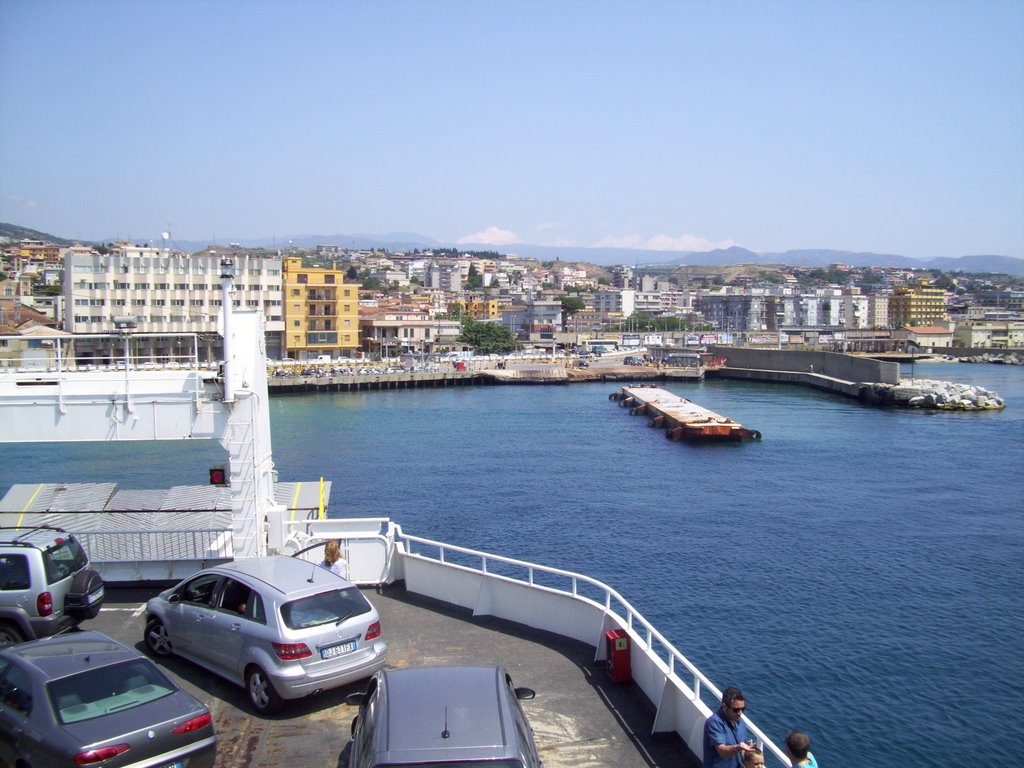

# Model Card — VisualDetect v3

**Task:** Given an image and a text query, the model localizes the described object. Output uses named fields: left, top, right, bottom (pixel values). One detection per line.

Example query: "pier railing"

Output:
left=390, top=524, right=791, bottom=767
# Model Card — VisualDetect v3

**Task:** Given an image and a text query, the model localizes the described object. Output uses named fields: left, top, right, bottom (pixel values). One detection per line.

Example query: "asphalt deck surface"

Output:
left=93, top=583, right=699, bottom=768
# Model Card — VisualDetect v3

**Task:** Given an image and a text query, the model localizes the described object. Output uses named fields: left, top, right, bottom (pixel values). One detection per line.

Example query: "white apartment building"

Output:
left=63, top=245, right=285, bottom=359
left=424, top=260, right=463, bottom=292
left=593, top=289, right=635, bottom=317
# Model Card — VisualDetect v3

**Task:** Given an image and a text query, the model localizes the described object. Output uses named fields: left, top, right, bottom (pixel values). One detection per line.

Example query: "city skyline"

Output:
left=1, top=1, right=1022, bottom=261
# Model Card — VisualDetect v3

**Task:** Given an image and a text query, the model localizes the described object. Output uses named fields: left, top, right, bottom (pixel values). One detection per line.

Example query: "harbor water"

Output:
left=2, top=362, right=1022, bottom=766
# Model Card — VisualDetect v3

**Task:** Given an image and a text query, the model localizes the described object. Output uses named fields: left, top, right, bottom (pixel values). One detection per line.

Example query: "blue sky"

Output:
left=1, top=0, right=1021, bottom=260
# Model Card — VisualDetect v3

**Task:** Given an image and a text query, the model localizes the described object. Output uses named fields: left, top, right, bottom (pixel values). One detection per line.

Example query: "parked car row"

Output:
left=0, top=529, right=543, bottom=768
left=273, top=365, right=438, bottom=378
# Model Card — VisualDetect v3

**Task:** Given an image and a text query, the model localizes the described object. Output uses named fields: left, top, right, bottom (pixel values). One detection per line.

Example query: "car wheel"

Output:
left=0, top=621, right=24, bottom=648
left=144, top=618, right=173, bottom=657
left=246, top=665, right=283, bottom=715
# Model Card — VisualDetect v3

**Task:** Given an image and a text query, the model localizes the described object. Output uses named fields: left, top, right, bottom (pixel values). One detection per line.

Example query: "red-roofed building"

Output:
left=895, top=325, right=954, bottom=350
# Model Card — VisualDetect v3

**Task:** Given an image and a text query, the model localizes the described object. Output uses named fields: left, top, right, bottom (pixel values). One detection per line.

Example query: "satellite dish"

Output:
left=161, top=232, right=170, bottom=241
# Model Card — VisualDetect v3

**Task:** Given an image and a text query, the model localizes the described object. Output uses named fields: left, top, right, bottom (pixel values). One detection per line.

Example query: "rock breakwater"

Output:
left=957, top=352, right=1024, bottom=366
left=860, top=379, right=1006, bottom=410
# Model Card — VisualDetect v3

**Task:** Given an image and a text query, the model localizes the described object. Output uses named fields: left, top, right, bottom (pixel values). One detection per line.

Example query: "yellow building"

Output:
left=889, top=282, right=947, bottom=329
left=282, top=257, right=361, bottom=361
left=450, top=297, right=500, bottom=320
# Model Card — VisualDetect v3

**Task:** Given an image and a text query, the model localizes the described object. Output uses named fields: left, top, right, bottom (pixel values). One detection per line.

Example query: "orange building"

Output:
left=282, top=257, right=361, bottom=361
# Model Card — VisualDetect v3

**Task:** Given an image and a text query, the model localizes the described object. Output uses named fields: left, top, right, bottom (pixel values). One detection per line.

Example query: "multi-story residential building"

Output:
left=63, top=244, right=286, bottom=360
left=975, top=289, right=1024, bottom=313
left=450, top=297, right=500, bottom=321
left=358, top=306, right=461, bottom=358
left=889, top=282, right=947, bottom=328
left=282, top=256, right=360, bottom=361
left=696, top=294, right=772, bottom=332
left=424, top=260, right=463, bottom=292
left=593, top=289, right=635, bottom=318
left=867, top=293, right=890, bottom=328
left=953, top=320, right=1024, bottom=348
left=610, top=265, right=634, bottom=289
left=634, top=291, right=666, bottom=316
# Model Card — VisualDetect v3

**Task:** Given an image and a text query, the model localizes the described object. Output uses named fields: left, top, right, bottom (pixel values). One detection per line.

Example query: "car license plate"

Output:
left=320, top=640, right=357, bottom=660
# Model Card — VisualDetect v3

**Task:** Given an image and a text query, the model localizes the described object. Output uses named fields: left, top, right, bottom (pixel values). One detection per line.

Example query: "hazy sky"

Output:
left=1, top=0, right=1022, bottom=259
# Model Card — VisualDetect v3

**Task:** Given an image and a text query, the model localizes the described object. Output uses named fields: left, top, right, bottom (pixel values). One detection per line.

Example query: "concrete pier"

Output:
left=610, top=386, right=762, bottom=442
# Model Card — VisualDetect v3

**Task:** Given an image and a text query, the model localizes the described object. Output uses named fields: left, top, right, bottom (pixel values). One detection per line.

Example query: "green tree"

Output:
left=466, top=264, right=484, bottom=290
left=458, top=318, right=517, bottom=354
left=345, top=265, right=358, bottom=281
left=560, top=296, right=585, bottom=328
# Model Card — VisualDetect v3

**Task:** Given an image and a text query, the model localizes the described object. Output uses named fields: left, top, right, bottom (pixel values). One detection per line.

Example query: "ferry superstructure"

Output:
left=0, top=263, right=793, bottom=767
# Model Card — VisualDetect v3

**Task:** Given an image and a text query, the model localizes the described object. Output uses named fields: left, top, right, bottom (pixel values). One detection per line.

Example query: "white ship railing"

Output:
left=391, top=524, right=791, bottom=767
left=0, top=332, right=215, bottom=374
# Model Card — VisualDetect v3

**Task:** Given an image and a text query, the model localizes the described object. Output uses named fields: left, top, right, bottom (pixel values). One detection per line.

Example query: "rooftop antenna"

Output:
left=441, top=706, right=450, bottom=739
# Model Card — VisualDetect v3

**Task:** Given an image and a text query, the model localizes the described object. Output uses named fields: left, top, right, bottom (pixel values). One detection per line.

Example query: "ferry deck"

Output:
left=92, top=582, right=697, bottom=768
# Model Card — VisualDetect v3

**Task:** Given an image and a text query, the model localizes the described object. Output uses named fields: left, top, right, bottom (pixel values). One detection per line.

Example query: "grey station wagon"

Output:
left=144, top=556, right=387, bottom=714
left=343, top=666, right=544, bottom=768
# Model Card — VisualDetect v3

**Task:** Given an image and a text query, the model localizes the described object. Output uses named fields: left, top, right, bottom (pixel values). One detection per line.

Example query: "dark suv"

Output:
left=343, top=666, right=543, bottom=768
left=0, top=526, right=105, bottom=647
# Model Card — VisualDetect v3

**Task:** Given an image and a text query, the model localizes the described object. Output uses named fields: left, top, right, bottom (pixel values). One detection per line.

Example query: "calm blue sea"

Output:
left=2, top=362, right=1022, bottom=766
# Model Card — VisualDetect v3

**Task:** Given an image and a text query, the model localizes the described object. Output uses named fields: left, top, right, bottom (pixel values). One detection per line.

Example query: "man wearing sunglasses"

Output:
left=703, top=686, right=757, bottom=768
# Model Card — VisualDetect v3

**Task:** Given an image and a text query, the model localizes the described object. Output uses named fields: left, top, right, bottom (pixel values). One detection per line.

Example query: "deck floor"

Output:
left=93, top=584, right=699, bottom=768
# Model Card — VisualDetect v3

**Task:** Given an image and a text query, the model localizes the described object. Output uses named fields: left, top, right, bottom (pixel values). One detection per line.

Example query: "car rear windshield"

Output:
left=43, top=536, right=88, bottom=584
left=381, top=762, right=523, bottom=767
left=47, top=658, right=176, bottom=724
left=280, top=587, right=371, bottom=630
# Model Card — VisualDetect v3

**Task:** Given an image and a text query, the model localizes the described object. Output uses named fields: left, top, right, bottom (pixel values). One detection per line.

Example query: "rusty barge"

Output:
left=610, top=385, right=762, bottom=442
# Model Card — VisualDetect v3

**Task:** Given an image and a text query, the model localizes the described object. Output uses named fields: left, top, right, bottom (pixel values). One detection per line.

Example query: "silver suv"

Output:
left=143, top=556, right=388, bottom=714
left=0, top=526, right=105, bottom=647
left=343, top=666, right=544, bottom=768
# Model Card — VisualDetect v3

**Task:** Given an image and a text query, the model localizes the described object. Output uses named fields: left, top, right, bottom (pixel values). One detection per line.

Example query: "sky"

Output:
left=1, top=0, right=1022, bottom=260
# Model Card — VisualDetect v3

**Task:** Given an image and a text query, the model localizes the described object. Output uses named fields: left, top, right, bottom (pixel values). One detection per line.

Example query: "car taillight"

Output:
left=365, top=621, right=381, bottom=641
left=74, top=744, right=130, bottom=764
left=173, top=712, right=213, bottom=733
left=36, top=591, right=53, bottom=617
left=272, top=642, right=312, bottom=660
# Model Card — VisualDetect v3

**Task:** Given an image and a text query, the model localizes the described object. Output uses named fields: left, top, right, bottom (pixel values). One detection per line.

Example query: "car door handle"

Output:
left=230, top=623, right=242, bottom=631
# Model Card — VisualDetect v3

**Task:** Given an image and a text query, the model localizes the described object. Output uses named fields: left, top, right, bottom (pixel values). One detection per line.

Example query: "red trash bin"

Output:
left=605, top=629, right=632, bottom=683
left=455, top=361, right=466, bottom=371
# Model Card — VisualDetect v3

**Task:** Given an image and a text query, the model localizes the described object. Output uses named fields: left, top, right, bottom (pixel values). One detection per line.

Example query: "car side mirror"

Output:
left=514, top=687, right=536, bottom=700
left=168, top=593, right=182, bottom=604
left=345, top=691, right=366, bottom=707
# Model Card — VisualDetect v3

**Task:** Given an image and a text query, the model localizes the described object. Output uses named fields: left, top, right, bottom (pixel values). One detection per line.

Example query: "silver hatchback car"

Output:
left=143, top=556, right=387, bottom=714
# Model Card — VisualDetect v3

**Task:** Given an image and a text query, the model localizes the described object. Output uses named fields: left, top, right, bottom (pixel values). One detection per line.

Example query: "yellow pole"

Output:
left=318, top=476, right=325, bottom=520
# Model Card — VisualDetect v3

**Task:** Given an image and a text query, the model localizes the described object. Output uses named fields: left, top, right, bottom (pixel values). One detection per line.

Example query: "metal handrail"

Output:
left=391, top=523, right=790, bottom=766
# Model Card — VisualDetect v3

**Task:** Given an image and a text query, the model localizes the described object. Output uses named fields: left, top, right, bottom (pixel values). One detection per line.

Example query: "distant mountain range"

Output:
left=2, top=222, right=1022, bottom=276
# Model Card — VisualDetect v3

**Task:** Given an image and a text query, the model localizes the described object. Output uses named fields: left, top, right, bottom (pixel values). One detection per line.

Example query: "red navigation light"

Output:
left=209, top=467, right=228, bottom=486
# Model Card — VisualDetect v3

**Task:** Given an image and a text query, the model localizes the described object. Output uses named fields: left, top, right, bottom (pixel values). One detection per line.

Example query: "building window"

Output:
left=293, top=320, right=301, bottom=327
left=292, top=289, right=300, bottom=296
left=297, top=275, right=308, bottom=284
left=325, top=274, right=335, bottom=284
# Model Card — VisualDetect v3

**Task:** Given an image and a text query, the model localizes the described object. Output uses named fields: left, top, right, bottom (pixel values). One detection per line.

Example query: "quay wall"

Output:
left=708, top=346, right=899, bottom=385
left=268, top=371, right=480, bottom=393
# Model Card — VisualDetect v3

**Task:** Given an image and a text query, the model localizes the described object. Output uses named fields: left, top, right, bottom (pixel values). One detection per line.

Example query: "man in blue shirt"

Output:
left=703, top=686, right=756, bottom=768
